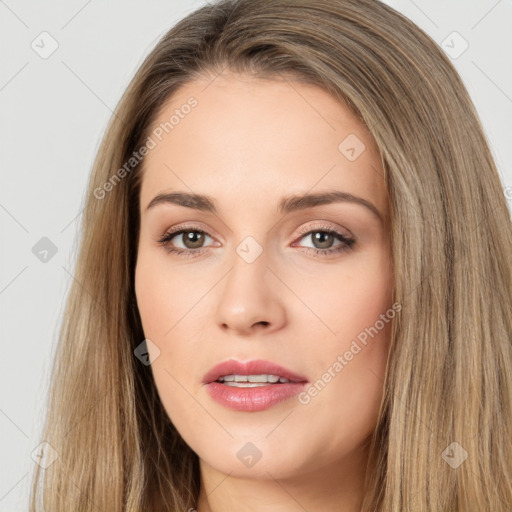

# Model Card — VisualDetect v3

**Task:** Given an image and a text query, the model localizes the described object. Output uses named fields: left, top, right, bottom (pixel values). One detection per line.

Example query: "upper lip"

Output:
left=202, top=359, right=309, bottom=384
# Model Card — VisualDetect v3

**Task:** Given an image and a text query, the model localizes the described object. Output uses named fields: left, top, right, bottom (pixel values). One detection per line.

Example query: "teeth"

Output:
left=217, top=374, right=290, bottom=384
left=224, top=382, right=271, bottom=387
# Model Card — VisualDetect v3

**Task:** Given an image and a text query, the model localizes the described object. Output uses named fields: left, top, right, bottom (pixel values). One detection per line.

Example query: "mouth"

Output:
left=215, top=374, right=299, bottom=387
left=202, top=359, right=308, bottom=412
left=202, top=358, right=308, bottom=385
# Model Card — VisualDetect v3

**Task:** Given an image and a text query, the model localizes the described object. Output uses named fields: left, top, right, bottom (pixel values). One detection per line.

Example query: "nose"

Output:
left=214, top=252, right=287, bottom=336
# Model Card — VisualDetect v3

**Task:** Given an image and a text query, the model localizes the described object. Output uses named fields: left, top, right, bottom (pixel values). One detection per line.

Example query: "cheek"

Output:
left=290, top=250, right=393, bottom=427
left=134, top=249, right=201, bottom=339
left=288, top=248, right=393, bottom=347
left=135, top=266, right=171, bottom=338
left=134, top=251, right=208, bottom=415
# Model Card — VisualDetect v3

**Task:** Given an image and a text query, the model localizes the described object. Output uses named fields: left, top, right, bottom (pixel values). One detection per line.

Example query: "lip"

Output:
left=202, top=358, right=309, bottom=384
left=202, top=359, right=309, bottom=412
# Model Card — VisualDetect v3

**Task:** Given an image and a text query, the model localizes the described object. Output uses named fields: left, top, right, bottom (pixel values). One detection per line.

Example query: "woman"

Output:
left=30, top=0, right=512, bottom=510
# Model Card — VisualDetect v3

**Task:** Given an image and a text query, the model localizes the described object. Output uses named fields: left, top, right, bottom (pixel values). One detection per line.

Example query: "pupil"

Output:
left=313, top=231, right=333, bottom=249
left=181, top=230, right=334, bottom=250
left=184, top=231, right=204, bottom=249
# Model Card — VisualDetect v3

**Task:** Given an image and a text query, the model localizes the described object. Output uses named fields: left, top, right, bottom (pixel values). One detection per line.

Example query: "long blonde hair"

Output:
left=30, top=0, right=512, bottom=510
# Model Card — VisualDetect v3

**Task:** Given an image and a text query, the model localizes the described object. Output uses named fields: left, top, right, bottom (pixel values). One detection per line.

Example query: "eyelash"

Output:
left=156, top=223, right=355, bottom=259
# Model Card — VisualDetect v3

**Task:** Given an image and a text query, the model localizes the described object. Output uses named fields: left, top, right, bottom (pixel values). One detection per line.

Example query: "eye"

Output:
left=157, top=223, right=355, bottom=258
left=157, top=225, right=217, bottom=258
left=292, top=225, right=355, bottom=256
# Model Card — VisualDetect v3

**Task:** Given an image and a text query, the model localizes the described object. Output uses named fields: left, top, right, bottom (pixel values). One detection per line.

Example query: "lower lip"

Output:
left=205, top=381, right=308, bottom=411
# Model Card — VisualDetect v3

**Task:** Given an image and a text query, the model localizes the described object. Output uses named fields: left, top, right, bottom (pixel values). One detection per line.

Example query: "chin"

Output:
left=197, top=437, right=312, bottom=480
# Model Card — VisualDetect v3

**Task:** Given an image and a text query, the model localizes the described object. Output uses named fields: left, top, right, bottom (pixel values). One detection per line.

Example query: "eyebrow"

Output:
left=145, top=190, right=383, bottom=222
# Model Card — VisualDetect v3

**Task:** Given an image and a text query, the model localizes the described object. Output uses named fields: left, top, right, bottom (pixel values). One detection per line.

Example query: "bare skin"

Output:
left=135, top=70, right=394, bottom=512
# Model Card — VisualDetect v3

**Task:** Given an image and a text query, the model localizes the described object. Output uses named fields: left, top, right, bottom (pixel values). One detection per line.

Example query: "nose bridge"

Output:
left=224, top=236, right=270, bottom=308
left=214, top=236, right=286, bottom=334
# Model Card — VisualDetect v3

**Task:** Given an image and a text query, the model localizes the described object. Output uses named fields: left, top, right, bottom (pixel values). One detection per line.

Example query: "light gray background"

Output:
left=1, top=0, right=511, bottom=509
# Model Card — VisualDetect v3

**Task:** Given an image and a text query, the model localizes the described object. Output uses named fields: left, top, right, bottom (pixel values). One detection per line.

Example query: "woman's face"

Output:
left=135, top=71, right=393, bottom=484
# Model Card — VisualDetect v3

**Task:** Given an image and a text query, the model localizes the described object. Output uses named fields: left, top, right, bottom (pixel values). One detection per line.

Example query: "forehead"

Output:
left=139, top=72, right=388, bottom=221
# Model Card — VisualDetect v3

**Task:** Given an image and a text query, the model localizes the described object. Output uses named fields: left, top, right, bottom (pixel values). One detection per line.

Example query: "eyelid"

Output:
left=157, top=222, right=222, bottom=243
left=157, top=221, right=351, bottom=245
left=156, top=220, right=356, bottom=261
left=294, top=221, right=353, bottom=239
